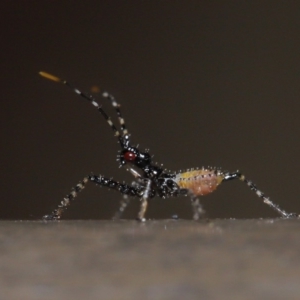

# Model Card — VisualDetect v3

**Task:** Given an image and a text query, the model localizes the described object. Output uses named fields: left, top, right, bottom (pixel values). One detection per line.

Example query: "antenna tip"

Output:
left=90, top=85, right=101, bottom=93
left=39, top=71, right=62, bottom=83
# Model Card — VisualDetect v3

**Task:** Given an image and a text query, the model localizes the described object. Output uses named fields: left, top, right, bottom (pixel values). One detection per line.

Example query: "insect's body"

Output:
left=39, top=71, right=298, bottom=221
left=175, top=169, right=224, bottom=196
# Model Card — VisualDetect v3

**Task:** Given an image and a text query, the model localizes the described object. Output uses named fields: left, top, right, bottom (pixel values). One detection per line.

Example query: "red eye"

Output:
left=124, top=151, right=136, bottom=162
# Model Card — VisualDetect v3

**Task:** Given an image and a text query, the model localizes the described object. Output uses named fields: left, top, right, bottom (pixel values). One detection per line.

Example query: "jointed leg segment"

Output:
left=43, top=175, right=144, bottom=220
left=223, top=171, right=297, bottom=218
left=137, top=179, right=152, bottom=222
left=190, top=195, right=206, bottom=221
left=113, top=195, right=131, bottom=220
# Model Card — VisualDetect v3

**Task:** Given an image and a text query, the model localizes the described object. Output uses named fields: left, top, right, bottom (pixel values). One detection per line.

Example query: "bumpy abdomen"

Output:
left=174, top=169, right=224, bottom=196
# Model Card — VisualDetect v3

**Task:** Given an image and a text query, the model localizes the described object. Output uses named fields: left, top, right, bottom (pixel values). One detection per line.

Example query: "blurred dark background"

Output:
left=1, top=1, right=300, bottom=220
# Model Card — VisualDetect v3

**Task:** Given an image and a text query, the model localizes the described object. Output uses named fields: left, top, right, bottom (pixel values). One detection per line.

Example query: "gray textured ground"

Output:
left=1, top=219, right=300, bottom=300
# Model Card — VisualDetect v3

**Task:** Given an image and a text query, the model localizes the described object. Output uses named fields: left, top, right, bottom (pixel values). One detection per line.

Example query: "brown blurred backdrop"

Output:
left=1, top=1, right=300, bottom=219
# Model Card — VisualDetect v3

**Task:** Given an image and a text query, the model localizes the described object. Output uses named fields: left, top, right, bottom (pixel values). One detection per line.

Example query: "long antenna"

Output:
left=102, top=91, right=129, bottom=136
left=39, top=71, right=123, bottom=141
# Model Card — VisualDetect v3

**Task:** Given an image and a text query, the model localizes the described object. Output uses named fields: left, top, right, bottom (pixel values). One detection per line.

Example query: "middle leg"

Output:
left=137, top=179, right=152, bottom=222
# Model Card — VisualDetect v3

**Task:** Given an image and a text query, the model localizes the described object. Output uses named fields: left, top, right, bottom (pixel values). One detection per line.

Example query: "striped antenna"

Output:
left=102, top=91, right=129, bottom=136
left=39, top=71, right=123, bottom=141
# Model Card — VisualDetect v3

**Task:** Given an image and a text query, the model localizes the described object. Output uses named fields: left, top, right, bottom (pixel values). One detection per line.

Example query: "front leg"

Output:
left=43, top=175, right=144, bottom=220
left=113, top=180, right=142, bottom=220
left=43, top=176, right=89, bottom=220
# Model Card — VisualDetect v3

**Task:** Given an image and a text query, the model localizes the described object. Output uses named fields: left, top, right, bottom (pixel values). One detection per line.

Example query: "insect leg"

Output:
left=137, top=179, right=152, bottom=222
left=113, top=180, right=142, bottom=220
left=43, top=175, right=143, bottom=220
left=113, top=195, right=131, bottom=220
left=43, top=177, right=89, bottom=220
left=223, top=171, right=298, bottom=218
left=190, top=195, right=206, bottom=220
left=113, top=167, right=148, bottom=220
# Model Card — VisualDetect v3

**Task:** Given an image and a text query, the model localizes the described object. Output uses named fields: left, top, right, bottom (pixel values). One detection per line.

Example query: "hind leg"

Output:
left=223, top=171, right=299, bottom=218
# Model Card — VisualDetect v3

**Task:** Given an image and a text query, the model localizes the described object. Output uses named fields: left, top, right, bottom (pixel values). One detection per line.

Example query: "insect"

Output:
left=39, top=71, right=298, bottom=221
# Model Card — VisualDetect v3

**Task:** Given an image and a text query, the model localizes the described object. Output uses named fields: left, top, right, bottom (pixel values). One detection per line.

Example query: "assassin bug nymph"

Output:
left=39, top=71, right=298, bottom=221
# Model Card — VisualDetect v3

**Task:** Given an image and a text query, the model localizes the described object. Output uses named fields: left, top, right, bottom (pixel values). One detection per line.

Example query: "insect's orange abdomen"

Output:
left=175, top=169, right=224, bottom=196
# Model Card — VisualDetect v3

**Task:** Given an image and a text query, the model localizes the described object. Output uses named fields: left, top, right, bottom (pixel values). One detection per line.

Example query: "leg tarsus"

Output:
left=283, top=212, right=300, bottom=219
left=42, top=214, right=59, bottom=221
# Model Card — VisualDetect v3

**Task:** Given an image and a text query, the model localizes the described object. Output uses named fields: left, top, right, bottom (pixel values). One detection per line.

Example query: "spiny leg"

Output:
left=190, top=195, right=206, bottom=221
left=102, top=92, right=128, bottom=136
left=43, top=175, right=144, bottom=220
left=43, top=177, right=89, bottom=220
left=223, top=171, right=298, bottom=218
